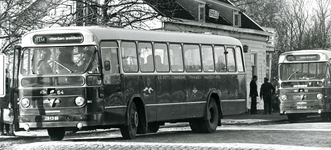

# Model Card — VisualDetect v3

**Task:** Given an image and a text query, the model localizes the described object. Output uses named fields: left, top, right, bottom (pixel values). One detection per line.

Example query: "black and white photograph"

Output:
left=0, top=0, right=331, bottom=149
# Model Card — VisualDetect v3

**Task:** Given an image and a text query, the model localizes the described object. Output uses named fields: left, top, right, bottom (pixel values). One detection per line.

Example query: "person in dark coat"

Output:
left=249, top=75, right=258, bottom=114
left=37, top=49, right=52, bottom=74
left=260, top=77, right=276, bottom=114
left=0, top=74, right=11, bottom=135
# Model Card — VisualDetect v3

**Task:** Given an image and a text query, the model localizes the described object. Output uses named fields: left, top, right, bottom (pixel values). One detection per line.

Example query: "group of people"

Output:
left=37, top=46, right=92, bottom=74
left=249, top=75, right=276, bottom=115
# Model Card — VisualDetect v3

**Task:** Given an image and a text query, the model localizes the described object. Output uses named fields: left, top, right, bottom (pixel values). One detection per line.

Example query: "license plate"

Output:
left=297, top=106, right=307, bottom=109
left=44, top=116, right=59, bottom=121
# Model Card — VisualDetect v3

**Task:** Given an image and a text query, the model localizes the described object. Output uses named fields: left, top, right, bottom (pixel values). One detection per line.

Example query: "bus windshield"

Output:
left=21, top=46, right=98, bottom=75
left=279, top=62, right=327, bottom=80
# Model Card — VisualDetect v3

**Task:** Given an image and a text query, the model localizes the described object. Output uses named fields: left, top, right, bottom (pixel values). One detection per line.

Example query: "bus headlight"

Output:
left=75, top=96, right=86, bottom=107
left=280, top=95, right=287, bottom=101
left=317, top=93, right=323, bottom=100
left=21, top=98, right=30, bottom=108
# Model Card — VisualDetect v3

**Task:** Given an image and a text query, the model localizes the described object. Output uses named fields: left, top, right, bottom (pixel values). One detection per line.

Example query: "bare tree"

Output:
left=232, top=0, right=285, bottom=28
left=54, top=0, right=163, bottom=29
left=0, top=0, right=168, bottom=54
left=306, top=0, right=331, bottom=49
left=0, top=0, right=62, bottom=53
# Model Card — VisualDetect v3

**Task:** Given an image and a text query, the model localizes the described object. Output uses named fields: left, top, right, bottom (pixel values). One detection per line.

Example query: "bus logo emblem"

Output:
left=143, top=87, right=154, bottom=94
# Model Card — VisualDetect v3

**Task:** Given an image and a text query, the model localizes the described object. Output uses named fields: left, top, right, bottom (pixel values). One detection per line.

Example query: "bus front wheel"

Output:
left=199, top=98, right=219, bottom=133
left=287, top=114, right=298, bottom=123
left=120, top=102, right=139, bottom=139
left=321, top=113, right=331, bottom=121
left=47, top=128, right=65, bottom=141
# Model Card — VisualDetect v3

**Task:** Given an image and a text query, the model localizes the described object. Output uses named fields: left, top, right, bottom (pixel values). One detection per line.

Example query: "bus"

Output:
left=278, top=50, right=331, bottom=122
left=12, top=26, right=246, bottom=140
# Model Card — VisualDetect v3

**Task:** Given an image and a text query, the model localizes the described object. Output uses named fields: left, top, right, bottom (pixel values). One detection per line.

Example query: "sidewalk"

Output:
left=222, top=111, right=288, bottom=125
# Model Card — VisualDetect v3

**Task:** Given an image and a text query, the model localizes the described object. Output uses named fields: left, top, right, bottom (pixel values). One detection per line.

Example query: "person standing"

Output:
left=260, top=77, right=275, bottom=114
left=37, top=49, right=52, bottom=74
left=249, top=75, right=258, bottom=114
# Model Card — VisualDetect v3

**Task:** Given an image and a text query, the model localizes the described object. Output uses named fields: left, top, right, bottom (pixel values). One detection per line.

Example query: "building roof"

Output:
left=144, top=0, right=265, bottom=31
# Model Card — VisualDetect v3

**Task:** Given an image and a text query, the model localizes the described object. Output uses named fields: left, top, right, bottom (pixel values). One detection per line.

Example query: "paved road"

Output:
left=1, top=114, right=331, bottom=150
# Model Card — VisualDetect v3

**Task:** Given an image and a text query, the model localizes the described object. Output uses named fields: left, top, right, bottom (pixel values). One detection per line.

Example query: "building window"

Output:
left=252, top=53, right=257, bottom=76
left=198, top=4, right=205, bottom=22
left=233, top=11, right=241, bottom=27
left=266, top=54, right=270, bottom=78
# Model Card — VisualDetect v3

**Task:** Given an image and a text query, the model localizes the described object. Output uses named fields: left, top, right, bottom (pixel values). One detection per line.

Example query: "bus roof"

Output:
left=279, top=50, right=331, bottom=63
left=21, top=26, right=242, bottom=47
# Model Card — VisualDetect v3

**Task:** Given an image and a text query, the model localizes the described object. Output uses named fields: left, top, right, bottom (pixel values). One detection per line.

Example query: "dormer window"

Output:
left=233, top=11, right=241, bottom=27
left=198, top=3, right=205, bottom=22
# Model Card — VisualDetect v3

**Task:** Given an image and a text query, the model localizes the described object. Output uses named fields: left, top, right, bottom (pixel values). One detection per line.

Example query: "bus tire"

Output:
left=47, top=128, right=65, bottom=141
left=148, top=123, right=160, bottom=133
left=189, top=120, right=202, bottom=133
left=120, top=102, right=138, bottom=139
left=199, top=98, right=219, bottom=133
left=321, top=113, right=331, bottom=121
left=287, top=114, right=298, bottom=123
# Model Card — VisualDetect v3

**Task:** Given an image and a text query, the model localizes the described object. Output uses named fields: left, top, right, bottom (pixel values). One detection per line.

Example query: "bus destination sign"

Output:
left=286, top=55, right=320, bottom=61
left=33, top=34, right=84, bottom=44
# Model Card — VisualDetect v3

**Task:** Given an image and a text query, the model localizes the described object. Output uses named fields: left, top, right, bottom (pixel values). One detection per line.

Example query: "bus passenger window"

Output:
left=138, top=42, right=154, bottom=72
left=202, top=45, right=214, bottom=72
left=169, top=44, right=184, bottom=72
left=184, top=44, right=201, bottom=72
left=214, top=46, right=226, bottom=72
left=155, top=43, right=169, bottom=72
left=227, top=48, right=236, bottom=72
left=121, top=41, right=138, bottom=72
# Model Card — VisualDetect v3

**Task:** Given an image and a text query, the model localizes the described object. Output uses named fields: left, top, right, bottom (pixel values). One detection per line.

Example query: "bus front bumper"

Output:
left=280, top=109, right=331, bottom=115
left=18, top=114, right=100, bottom=131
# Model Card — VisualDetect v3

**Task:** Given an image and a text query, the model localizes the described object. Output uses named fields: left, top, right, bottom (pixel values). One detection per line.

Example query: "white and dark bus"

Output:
left=12, top=26, right=246, bottom=140
left=278, top=50, right=331, bottom=122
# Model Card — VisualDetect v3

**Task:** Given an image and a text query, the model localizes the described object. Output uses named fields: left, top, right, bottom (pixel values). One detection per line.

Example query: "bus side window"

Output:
left=101, top=41, right=119, bottom=73
left=169, top=43, right=184, bottom=72
left=226, top=48, right=236, bottom=72
left=121, top=41, right=138, bottom=72
left=100, top=41, right=120, bottom=85
left=154, top=43, right=169, bottom=72
left=235, top=47, right=244, bottom=72
left=214, top=46, right=226, bottom=72
left=184, top=44, right=201, bottom=72
left=202, top=45, right=214, bottom=72
left=138, top=42, right=154, bottom=72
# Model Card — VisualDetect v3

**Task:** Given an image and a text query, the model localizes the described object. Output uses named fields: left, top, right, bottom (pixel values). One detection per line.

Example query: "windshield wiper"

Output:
left=54, top=61, right=73, bottom=73
left=287, top=71, right=299, bottom=80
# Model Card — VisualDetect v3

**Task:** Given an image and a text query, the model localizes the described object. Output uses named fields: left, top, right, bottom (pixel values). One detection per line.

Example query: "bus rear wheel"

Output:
left=199, top=98, right=219, bottom=133
left=47, top=128, right=65, bottom=141
left=120, top=102, right=139, bottom=139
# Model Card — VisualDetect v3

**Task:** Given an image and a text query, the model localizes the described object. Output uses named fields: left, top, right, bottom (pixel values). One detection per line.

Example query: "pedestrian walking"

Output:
left=260, top=77, right=275, bottom=114
left=249, top=75, right=258, bottom=114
